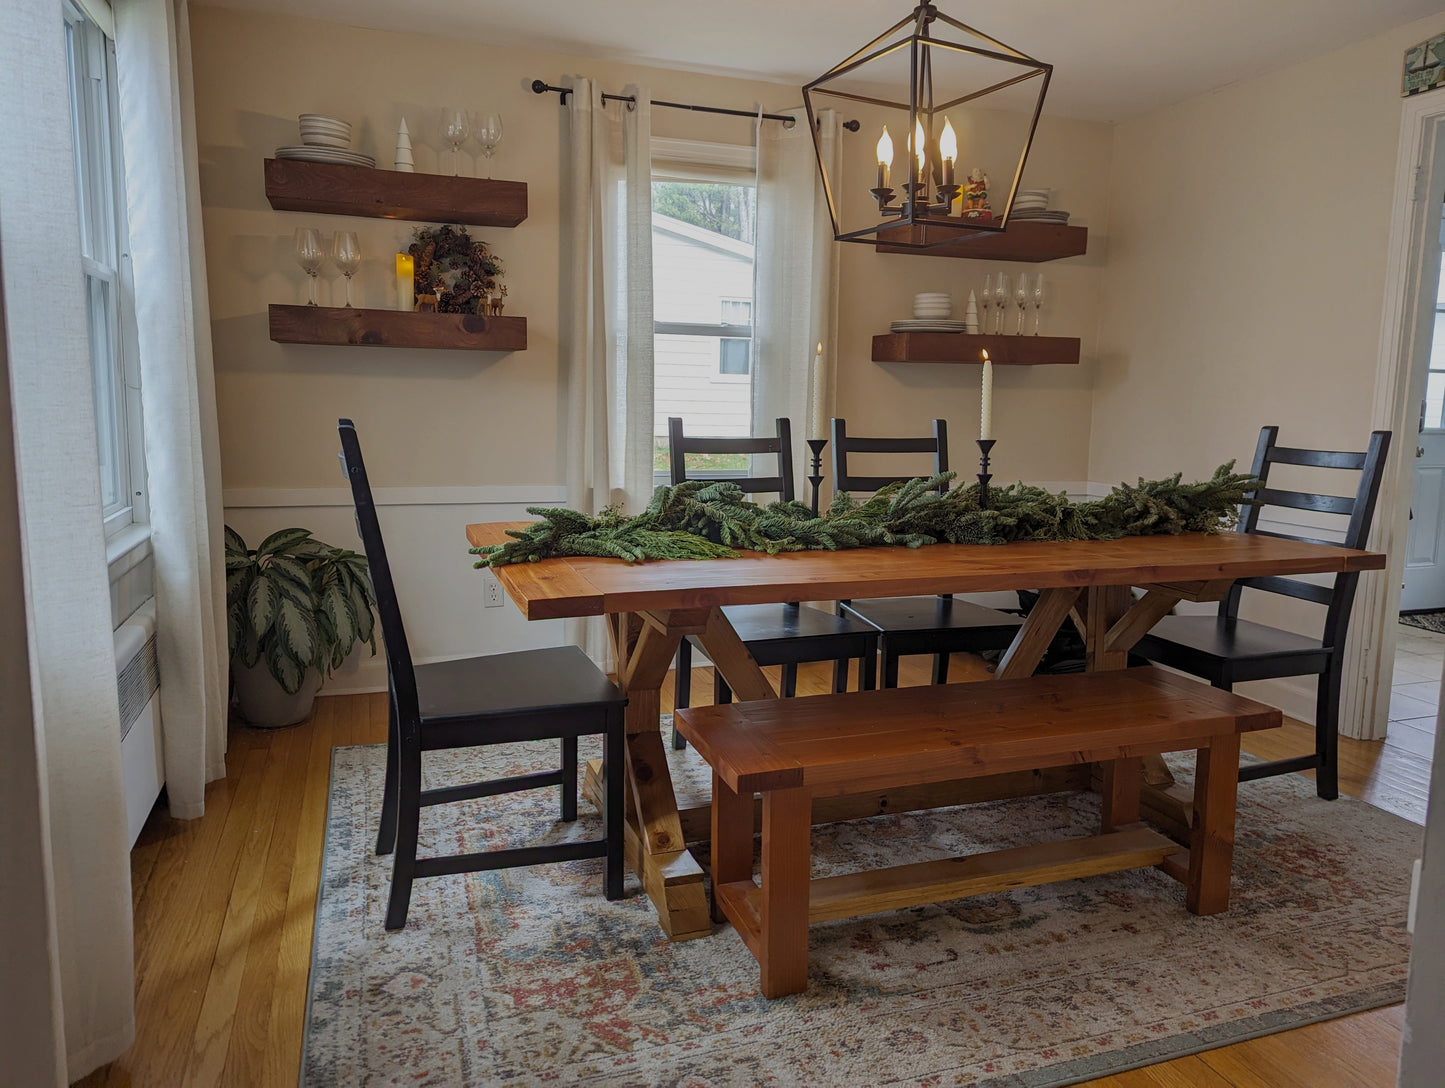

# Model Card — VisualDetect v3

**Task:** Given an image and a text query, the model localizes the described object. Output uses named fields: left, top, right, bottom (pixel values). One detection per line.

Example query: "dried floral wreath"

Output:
left=408, top=224, right=504, bottom=314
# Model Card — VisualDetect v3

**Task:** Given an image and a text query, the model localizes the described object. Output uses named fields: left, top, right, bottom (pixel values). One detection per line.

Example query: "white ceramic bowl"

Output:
left=301, top=132, right=352, bottom=149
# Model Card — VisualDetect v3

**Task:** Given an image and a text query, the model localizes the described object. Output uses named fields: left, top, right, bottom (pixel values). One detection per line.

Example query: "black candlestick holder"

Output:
left=807, top=438, right=828, bottom=516
left=976, top=438, right=996, bottom=511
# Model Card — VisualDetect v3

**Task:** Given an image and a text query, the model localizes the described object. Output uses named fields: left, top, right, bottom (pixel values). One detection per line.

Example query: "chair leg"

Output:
left=932, top=652, right=950, bottom=685
left=561, top=735, right=579, bottom=821
left=672, top=641, right=691, bottom=750
left=861, top=638, right=877, bottom=691
left=781, top=663, right=798, bottom=698
left=715, top=672, right=733, bottom=704
left=1315, top=666, right=1341, bottom=801
left=603, top=714, right=625, bottom=901
left=376, top=690, right=400, bottom=856
left=384, top=737, right=422, bottom=931
left=882, top=645, right=900, bottom=689
left=832, top=657, right=850, bottom=693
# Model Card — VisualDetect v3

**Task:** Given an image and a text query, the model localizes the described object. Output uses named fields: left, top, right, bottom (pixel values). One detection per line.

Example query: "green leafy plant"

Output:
left=224, top=526, right=377, bottom=694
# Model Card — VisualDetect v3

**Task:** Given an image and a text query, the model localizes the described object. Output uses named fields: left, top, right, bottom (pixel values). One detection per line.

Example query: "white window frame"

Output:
left=651, top=141, right=757, bottom=485
left=64, top=0, right=147, bottom=541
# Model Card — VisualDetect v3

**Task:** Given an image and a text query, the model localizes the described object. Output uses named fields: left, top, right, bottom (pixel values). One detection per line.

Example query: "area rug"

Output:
left=1400, top=610, right=1445, bottom=634
left=302, top=731, right=1419, bottom=1087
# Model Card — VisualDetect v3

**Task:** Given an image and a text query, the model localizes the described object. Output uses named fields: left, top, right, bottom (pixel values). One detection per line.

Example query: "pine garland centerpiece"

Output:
left=409, top=224, right=503, bottom=314
left=471, top=463, right=1258, bottom=568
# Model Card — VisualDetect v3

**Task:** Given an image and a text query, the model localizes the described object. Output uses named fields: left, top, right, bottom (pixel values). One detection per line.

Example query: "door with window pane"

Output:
left=651, top=178, right=756, bottom=481
left=1403, top=238, right=1445, bottom=610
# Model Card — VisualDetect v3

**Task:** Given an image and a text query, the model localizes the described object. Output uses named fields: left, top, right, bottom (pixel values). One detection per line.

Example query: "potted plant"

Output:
left=225, top=526, right=377, bottom=727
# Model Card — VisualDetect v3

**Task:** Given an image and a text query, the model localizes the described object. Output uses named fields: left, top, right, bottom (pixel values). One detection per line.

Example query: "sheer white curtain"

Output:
left=560, top=78, right=654, bottom=663
left=752, top=110, right=841, bottom=488
left=0, top=0, right=135, bottom=1078
left=114, top=0, right=228, bottom=817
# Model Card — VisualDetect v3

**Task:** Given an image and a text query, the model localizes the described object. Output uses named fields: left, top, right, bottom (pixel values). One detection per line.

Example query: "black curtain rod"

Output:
left=530, top=80, right=860, bottom=131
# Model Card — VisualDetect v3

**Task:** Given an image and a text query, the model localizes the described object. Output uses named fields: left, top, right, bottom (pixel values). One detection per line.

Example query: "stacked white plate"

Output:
left=1013, top=187, right=1050, bottom=211
left=891, top=318, right=968, bottom=332
left=1011, top=208, right=1071, bottom=223
left=298, top=114, right=353, bottom=148
left=913, top=292, right=952, bottom=319
left=275, top=145, right=376, bottom=167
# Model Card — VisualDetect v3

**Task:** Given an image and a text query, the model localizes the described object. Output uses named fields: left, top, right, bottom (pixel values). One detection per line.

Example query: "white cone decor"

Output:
left=394, top=117, right=414, bottom=172
left=965, top=289, right=980, bottom=334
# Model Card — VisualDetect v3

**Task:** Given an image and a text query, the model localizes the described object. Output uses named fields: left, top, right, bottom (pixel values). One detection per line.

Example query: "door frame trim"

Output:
left=1350, top=94, right=1445, bottom=740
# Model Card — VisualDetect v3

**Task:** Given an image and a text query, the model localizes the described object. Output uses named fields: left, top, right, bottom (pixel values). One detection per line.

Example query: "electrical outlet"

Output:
left=483, top=571, right=503, bottom=607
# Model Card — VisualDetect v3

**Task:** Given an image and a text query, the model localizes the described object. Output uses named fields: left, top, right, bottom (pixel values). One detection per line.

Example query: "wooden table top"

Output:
left=465, top=522, right=1385, bottom=621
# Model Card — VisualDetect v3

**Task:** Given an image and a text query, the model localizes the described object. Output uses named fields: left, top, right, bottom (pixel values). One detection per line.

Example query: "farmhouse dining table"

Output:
left=464, top=523, right=1385, bottom=941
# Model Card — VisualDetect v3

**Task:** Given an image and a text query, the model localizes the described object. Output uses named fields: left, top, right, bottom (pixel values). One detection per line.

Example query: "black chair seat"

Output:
left=417, top=646, right=626, bottom=728
left=1134, top=615, right=1329, bottom=678
left=843, top=596, right=1024, bottom=638
left=711, top=603, right=876, bottom=658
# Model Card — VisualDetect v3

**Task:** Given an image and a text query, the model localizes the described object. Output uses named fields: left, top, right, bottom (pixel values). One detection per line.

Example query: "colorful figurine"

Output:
left=962, top=167, right=993, bottom=220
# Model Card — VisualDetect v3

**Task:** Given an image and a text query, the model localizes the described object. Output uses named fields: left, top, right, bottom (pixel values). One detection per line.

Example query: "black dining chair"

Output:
left=667, top=416, right=879, bottom=748
left=338, top=419, right=627, bottom=930
left=832, top=417, right=1024, bottom=687
left=1131, top=425, right=1391, bottom=800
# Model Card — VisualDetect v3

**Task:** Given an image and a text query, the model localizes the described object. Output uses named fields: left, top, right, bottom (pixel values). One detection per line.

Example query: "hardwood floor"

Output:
left=78, top=656, right=1423, bottom=1087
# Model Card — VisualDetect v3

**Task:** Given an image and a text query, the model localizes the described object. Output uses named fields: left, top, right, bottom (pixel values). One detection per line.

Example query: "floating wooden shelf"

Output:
left=268, top=305, right=526, bottom=351
left=875, top=219, right=1087, bottom=262
left=264, top=159, right=527, bottom=226
left=872, top=332, right=1080, bottom=365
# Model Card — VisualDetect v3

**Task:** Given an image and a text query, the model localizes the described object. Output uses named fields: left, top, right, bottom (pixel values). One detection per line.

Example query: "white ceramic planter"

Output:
left=232, top=661, right=322, bottom=728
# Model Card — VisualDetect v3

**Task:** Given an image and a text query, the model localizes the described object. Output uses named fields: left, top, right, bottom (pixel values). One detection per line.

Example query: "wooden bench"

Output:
left=673, top=665, right=1282, bottom=998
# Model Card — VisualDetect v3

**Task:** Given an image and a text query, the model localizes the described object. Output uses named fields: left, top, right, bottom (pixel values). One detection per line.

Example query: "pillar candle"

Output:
left=980, top=349, right=993, bottom=440
left=810, top=342, right=827, bottom=439
left=396, top=253, right=415, bottom=312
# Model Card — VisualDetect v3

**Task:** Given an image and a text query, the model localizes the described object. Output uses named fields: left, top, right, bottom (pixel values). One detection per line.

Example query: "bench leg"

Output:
left=760, top=787, right=811, bottom=998
left=1188, top=734, right=1240, bottom=916
left=711, top=772, right=753, bottom=924
left=1100, top=756, right=1141, bottom=833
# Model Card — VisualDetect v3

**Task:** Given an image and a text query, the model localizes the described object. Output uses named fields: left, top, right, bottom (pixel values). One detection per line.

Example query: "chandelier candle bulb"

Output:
left=395, top=253, right=414, bottom=312
left=980, top=348, right=993, bottom=441
left=876, top=126, right=893, bottom=190
left=940, top=117, right=957, bottom=188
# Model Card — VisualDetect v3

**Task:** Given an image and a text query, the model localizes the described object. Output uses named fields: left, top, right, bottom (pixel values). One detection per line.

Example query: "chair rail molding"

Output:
left=1356, top=92, right=1445, bottom=743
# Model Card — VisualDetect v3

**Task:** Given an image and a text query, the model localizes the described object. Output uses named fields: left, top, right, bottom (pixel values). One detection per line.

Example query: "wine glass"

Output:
left=979, top=274, right=992, bottom=334
left=476, top=113, right=503, bottom=179
left=442, top=108, right=469, bottom=176
left=1031, top=273, right=1046, bottom=335
left=333, top=231, right=361, bottom=308
left=294, top=227, right=325, bottom=306
left=992, top=273, right=1010, bottom=334
left=1014, top=273, right=1029, bottom=335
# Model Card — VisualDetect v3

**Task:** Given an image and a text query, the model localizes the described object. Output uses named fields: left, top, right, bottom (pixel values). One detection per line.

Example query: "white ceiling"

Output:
left=213, top=0, right=1444, bottom=122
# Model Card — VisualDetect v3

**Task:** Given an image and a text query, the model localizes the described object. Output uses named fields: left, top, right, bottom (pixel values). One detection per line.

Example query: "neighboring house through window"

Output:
left=651, top=141, right=756, bottom=482
left=63, top=0, right=147, bottom=540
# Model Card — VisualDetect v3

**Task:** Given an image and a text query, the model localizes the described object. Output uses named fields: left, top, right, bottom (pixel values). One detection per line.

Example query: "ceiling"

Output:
left=213, top=0, right=1443, bottom=122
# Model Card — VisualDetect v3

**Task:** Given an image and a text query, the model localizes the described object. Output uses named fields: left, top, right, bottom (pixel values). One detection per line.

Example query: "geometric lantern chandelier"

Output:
left=802, top=2, right=1051, bottom=249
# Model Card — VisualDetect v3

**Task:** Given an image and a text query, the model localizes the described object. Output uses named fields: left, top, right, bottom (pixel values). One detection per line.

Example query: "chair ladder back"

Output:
left=668, top=416, right=795, bottom=501
left=831, top=418, right=949, bottom=495
left=338, top=419, right=420, bottom=723
left=1225, top=427, right=1392, bottom=651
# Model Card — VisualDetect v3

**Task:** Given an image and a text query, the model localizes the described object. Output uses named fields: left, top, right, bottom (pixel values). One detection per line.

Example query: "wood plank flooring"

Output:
left=77, top=655, right=1423, bottom=1087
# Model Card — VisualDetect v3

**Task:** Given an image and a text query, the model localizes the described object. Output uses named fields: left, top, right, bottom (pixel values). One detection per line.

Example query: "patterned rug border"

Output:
left=303, top=743, right=1412, bottom=1088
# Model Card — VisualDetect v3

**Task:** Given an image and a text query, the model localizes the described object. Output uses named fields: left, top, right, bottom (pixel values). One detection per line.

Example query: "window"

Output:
left=651, top=161, right=756, bottom=480
left=64, top=0, right=146, bottom=538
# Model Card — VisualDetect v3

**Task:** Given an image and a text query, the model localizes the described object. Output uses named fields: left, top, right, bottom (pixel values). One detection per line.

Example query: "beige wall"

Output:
left=1091, top=14, right=1445, bottom=484
left=190, top=4, right=1114, bottom=498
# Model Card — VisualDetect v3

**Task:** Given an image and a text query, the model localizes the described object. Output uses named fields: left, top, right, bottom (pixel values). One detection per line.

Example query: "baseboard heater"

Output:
left=115, top=600, right=163, bottom=847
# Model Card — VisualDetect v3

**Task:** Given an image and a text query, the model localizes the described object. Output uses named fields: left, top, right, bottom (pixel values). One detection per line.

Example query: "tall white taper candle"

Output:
left=980, top=348, right=993, bottom=440
left=810, top=341, right=826, bottom=439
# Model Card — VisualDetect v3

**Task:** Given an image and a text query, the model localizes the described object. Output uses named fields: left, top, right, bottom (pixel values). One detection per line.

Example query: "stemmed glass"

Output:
left=1014, top=273, right=1029, bottom=335
left=978, top=273, right=992, bottom=334
left=991, top=273, right=1010, bottom=334
left=333, top=231, right=361, bottom=308
left=294, top=227, right=325, bottom=306
left=1031, top=273, right=1046, bottom=335
left=476, top=113, right=503, bottom=178
left=442, top=108, right=469, bottom=176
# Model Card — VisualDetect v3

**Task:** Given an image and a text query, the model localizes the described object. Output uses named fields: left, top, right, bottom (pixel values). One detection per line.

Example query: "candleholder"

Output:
left=976, top=438, right=996, bottom=511
left=807, top=438, right=828, bottom=516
